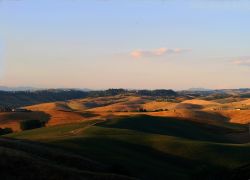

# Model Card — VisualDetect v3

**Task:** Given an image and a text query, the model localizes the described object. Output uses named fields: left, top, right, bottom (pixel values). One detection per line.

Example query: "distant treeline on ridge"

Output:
left=0, top=88, right=177, bottom=108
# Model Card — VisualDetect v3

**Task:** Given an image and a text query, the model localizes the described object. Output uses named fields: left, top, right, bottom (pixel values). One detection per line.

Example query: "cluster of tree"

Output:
left=153, top=109, right=168, bottom=112
left=0, top=89, right=88, bottom=108
left=138, top=108, right=147, bottom=112
left=137, top=89, right=177, bottom=97
left=0, top=127, right=13, bottom=135
left=20, top=119, right=46, bottom=131
left=88, top=89, right=128, bottom=97
left=137, top=108, right=168, bottom=112
left=111, top=108, right=169, bottom=113
left=240, top=94, right=250, bottom=98
left=202, top=93, right=232, bottom=101
left=89, top=89, right=177, bottom=97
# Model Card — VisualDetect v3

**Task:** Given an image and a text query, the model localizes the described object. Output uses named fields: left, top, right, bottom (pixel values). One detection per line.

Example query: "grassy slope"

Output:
left=0, top=144, right=133, bottom=180
left=7, top=115, right=250, bottom=180
left=0, top=111, right=50, bottom=131
left=0, top=121, right=135, bottom=180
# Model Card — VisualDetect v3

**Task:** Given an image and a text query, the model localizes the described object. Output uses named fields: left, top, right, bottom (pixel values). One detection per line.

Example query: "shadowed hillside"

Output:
left=6, top=116, right=250, bottom=180
left=1, top=93, right=250, bottom=179
left=0, top=137, right=135, bottom=180
left=97, top=115, right=244, bottom=143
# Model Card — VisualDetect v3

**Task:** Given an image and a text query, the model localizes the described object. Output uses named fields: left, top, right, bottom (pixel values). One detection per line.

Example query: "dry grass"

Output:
left=0, top=111, right=50, bottom=131
left=2, top=95, right=250, bottom=132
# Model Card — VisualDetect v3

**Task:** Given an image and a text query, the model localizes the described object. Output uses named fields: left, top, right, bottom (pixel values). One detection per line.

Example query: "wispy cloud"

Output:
left=231, top=57, right=250, bottom=66
left=130, top=48, right=190, bottom=59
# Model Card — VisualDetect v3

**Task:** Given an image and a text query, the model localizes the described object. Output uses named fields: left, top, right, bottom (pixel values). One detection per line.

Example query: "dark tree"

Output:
left=20, top=120, right=45, bottom=131
left=0, top=128, right=13, bottom=135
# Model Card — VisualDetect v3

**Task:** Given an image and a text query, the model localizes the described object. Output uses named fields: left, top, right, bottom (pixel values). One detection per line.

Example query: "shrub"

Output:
left=0, top=128, right=13, bottom=135
left=20, top=120, right=45, bottom=131
left=138, top=108, right=147, bottom=112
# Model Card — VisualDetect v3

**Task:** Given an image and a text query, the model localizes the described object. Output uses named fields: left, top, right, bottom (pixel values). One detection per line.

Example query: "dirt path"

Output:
left=69, top=120, right=104, bottom=136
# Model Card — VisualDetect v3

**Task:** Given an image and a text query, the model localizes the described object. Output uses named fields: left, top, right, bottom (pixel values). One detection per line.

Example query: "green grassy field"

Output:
left=5, top=115, right=250, bottom=179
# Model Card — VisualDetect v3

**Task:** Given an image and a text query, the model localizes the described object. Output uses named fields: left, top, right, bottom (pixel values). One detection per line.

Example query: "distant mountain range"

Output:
left=187, top=88, right=213, bottom=92
left=0, top=86, right=41, bottom=91
left=0, top=86, right=92, bottom=92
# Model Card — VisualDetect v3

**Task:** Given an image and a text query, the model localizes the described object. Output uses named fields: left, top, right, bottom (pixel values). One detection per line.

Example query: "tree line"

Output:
left=0, top=88, right=177, bottom=109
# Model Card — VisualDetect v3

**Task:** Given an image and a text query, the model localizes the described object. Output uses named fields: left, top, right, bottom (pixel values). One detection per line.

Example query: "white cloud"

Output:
left=130, top=48, right=190, bottom=59
left=231, top=57, right=250, bottom=66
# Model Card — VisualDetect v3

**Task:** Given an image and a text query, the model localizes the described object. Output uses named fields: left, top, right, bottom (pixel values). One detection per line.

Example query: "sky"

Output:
left=0, top=0, right=250, bottom=90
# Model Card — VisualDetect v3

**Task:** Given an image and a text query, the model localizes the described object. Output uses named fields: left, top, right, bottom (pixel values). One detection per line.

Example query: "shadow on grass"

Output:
left=2, top=111, right=51, bottom=128
left=96, top=115, right=236, bottom=143
left=79, top=111, right=99, bottom=118
left=53, top=136, right=231, bottom=180
left=0, top=138, right=134, bottom=180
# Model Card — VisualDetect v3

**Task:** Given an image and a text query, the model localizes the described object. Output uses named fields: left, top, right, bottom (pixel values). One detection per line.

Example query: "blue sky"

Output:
left=0, top=40, right=3, bottom=78
left=1, top=0, right=250, bottom=89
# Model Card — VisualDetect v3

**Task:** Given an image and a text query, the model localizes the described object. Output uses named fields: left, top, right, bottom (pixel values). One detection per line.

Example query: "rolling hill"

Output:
left=1, top=94, right=250, bottom=179
left=2, top=95, right=250, bottom=133
left=0, top=136, right=135, bottom=180
left=6, top=115, right=250, bottom=180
